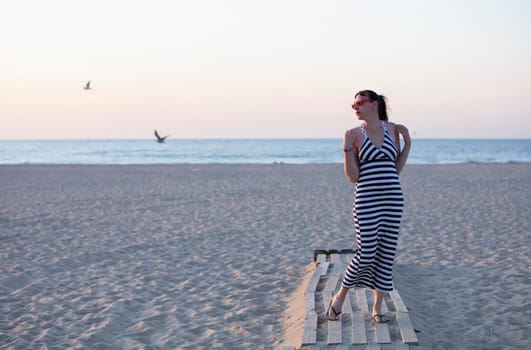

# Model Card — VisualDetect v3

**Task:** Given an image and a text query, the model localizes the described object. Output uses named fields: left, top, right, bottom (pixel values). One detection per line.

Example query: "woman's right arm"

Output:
left=394, top=124, right=411, bottom=175
left=343, top=129, right=360, bottom=183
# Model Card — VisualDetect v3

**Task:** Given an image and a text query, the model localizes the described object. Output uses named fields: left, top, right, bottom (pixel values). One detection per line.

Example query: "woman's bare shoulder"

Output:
left=387, top=121, right=408, bottom=127
left=345, top=125, right=365, bottom=148
left=345, top=125, right=363, bottom=134
left=386, top=121, right=399, bottom=133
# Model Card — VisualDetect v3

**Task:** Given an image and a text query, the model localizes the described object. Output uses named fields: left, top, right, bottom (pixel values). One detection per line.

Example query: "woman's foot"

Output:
left=371, top=313, right=389, bottom=324
left=326, top=296, right=343, bottom=321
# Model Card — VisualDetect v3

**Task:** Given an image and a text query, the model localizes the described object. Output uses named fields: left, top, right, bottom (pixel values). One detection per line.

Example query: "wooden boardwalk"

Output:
left=281, top=251, right=418, bottom=350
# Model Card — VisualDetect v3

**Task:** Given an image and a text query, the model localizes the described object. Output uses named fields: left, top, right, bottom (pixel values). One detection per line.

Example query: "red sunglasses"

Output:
left=351, top=99, right=373, bottom=109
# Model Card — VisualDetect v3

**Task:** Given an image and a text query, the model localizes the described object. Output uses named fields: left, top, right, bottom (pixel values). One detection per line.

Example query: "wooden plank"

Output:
left=329, top=346, right=349, bottom=350
left=366, top=344, right=381, bottom=350
left=381, top=297, right=389, bottom=313
left=305, top=292, right=315, bottom=312
left=350, top=288, right=367, bottom=345
left=323, top=290, right=332, bottom=319
left=319, top=261, right=330, bottom=275
left=316, top=254, right=326, bottom=265
left=395, top=344, right=411, bottom=350
left=390, top=289, right=409, bottom=313
left=396, top=311, right=419, bottom=345
left=328, top=254, right=343, bottom=284
left=324, top=274, right=341, bottom=295
left=342, top=289, right=352, bottom=315
left=301, top=313, right=317, bottom=345
left=373, top=320, right=391, bottom=344
left=356, top=289, right=369, bottom=314
left=324, top=253, right=343, bottom=345
left=325, top=270, right=341, bottom=295
left=390, top=288, right=419, bottom=345
left=323, top=255, right=342, bottom=314
left=373, top=292, right=391, bottom=344
left=351, top=311, right=367, bottom=344
left=380, top=296, right=392, bottom=321
left=327, top=317, right=342, bottom=344
left=324, top=274, right=338, bottom=292
left=305, top=267, right=322, bottom=295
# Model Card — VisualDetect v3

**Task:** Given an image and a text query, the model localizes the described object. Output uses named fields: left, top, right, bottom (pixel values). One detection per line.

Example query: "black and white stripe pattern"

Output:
left=342, top=121, right=404, bottom=292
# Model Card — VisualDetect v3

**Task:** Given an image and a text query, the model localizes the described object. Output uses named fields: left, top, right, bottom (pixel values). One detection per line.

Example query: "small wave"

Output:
left=0, top=139, right=530, bottom=165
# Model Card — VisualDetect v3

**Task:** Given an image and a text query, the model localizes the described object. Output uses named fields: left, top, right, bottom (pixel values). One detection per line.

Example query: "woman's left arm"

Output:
left=394, top=124, right=411, bottom=175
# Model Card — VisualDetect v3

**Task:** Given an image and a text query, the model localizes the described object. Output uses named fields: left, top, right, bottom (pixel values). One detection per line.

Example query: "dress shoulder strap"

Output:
left=381, top=120, right=387, bottom=132
left=360, top=125, right=368, bottom=138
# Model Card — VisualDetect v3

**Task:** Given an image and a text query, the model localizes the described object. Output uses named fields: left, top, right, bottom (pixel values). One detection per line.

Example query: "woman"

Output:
left=327, top=90, right=411, bottom=323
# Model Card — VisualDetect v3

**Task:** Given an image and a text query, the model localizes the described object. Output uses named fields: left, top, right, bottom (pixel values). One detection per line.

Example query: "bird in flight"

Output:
left=84, top=81, right=91, bottom=90
left=154, top=130, right=169, bottom=143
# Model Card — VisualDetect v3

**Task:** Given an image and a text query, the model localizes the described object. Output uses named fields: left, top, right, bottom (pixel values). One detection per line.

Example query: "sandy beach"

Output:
left=1, top=163, right=530, bottom=349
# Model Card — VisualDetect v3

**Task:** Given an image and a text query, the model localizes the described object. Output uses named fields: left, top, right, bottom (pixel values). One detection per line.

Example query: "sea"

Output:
left=0, top=139, right=530, bottom=164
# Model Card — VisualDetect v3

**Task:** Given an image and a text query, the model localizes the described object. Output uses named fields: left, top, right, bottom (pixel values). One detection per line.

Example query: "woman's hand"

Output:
left=395, top=124, right=411, bottom=146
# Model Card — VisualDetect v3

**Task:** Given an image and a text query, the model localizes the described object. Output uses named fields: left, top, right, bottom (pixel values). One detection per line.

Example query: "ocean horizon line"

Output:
left=2, top=137, right=531, bottom=141
left=2, top=160, right=530, bottom=166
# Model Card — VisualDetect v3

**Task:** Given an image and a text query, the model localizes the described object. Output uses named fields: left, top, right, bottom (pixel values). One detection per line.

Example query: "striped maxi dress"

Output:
left=342, top=121, right=404, bottom=292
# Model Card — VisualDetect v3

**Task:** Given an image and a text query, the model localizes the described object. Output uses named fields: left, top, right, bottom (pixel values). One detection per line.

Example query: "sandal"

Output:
left=371, top=314, right=389, bottom=324
left=326, top=300, right=342, bottom=321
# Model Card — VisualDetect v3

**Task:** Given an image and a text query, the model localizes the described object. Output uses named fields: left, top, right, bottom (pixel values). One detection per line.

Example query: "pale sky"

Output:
left=1, top=0, right=530, bottom=139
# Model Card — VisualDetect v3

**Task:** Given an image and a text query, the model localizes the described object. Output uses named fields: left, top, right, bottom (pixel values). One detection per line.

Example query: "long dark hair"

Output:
left=355, top=90, right=389, bottom=121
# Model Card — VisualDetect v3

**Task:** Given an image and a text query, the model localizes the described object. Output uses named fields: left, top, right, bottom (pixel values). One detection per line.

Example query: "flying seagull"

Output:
left=154, top=130, right=169, bottom=143
left=84, top=81, right=91, bottom=90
